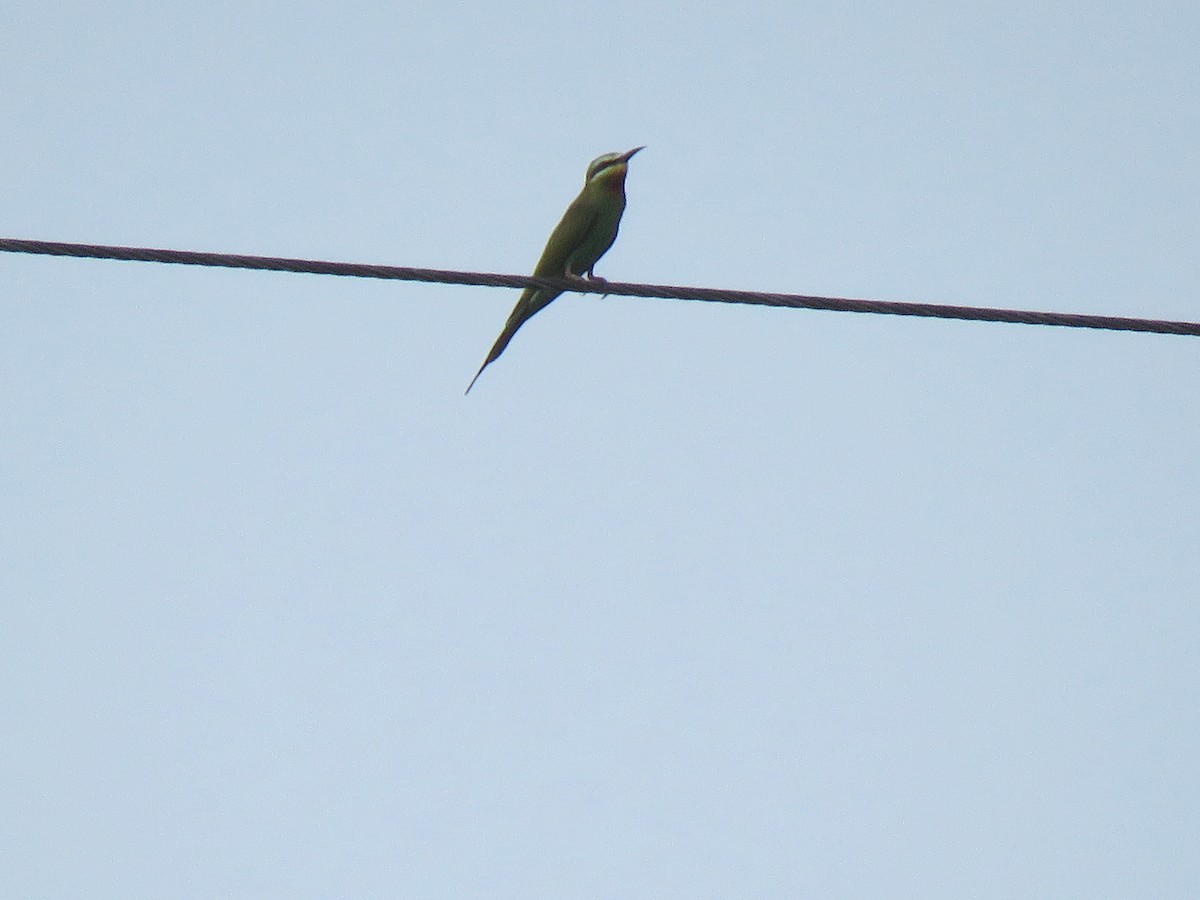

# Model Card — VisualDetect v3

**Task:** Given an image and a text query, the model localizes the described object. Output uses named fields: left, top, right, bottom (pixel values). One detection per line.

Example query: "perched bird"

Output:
left=465, top=146, right=644, bottom=394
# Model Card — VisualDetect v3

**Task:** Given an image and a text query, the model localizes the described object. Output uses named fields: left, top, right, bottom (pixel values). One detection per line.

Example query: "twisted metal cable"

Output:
left=3, top=237, right=1197, bottom=338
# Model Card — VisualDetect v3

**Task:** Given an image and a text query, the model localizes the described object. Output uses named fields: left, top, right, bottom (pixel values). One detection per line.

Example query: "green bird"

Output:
left=465, top=146, right=644, bottom=394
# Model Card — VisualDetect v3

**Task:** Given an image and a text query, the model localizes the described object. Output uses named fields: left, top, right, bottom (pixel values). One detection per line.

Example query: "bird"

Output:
left=465, top=146, right=644, bottom=394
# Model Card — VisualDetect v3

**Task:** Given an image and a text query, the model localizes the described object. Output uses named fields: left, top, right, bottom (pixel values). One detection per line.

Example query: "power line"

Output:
left=3, top=236, right=1198, bottom=338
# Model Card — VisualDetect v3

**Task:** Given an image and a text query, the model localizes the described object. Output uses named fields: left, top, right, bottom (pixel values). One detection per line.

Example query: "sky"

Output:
left=3, top=2, right=1199, bottom=896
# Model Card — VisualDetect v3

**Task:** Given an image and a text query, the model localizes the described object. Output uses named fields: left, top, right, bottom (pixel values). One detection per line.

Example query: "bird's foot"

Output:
left=566, top=272, right=610, bottom=298
left=584, top=272, right=610, bottom=298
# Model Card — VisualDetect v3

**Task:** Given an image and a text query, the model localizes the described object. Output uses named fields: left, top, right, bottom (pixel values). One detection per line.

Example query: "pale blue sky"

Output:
left=3, top=2, right=1199, bottom=896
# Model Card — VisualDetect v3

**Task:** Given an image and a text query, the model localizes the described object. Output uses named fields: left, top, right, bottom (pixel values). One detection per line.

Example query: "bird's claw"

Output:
left=581, top=272, right=610, bottom=299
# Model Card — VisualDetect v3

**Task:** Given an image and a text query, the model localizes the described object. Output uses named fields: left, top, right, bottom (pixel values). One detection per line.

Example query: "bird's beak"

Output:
left=622, top=146, right=646, bottom=162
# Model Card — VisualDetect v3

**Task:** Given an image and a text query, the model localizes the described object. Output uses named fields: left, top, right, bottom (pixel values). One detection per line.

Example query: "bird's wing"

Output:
left=531, top=194, right=598, bottom=276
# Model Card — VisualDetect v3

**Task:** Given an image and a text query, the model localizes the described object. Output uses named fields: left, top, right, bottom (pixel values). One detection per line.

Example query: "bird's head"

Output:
left=584, top=146, right=645, bottom=187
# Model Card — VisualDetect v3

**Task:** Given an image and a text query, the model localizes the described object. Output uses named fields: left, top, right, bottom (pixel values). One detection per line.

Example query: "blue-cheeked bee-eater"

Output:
left=465, top=146, right=644, bottom=394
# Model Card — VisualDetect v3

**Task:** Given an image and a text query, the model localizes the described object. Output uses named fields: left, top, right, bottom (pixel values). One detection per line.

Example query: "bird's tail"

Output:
left=463, top=331, right=511, bottom=393
left=464, top=289, right=559, bottom=395
left=464, top=310, right=523, bottom=395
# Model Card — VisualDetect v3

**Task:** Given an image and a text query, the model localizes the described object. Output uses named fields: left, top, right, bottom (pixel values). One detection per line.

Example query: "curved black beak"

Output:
left=621, top=146, right=646, bottom=162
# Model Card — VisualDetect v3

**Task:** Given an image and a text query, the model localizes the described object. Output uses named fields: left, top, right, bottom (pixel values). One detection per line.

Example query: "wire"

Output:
left=3, top=236, right=1197, bottom=338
